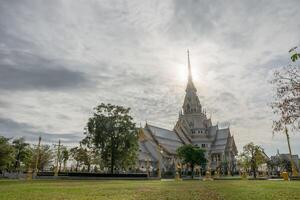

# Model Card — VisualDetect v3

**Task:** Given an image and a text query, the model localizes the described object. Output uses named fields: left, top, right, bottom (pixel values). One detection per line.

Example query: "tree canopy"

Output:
left=176, top=144, right=206, bottom=178
left=28, top=144, right=53, bottom=171
left=12, top=137, right=31, bottom=171
left=70, top=145, right=92, bottom=172
left=83, top=103, right=138, bottom=173
left=0, top=136, right=14, bottom=172
left=238, top=142, right=266, bottom=178
left=271, top=46, right=300, bottom=132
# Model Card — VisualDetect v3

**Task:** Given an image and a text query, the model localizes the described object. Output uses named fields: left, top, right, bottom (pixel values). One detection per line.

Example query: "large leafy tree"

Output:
left=56, top=145, right=69, bottom=172
left=238, top=143, right=266, bottom=179
left=176, top=144, right=206, bottom=178
left=83, top=103, right=138, bottom=173
left=61, top=146, right=69, bottom=172
left=27, top=144, right=53, bottom=171
left=0, top=136, right=14, bottom=172
left=12, top=137, right=31, bottom=171
left=70, top=145, right=92, bottom=172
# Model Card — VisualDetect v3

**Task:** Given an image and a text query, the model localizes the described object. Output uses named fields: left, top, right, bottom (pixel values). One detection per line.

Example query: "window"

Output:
left=189, top=121, right=194, bottom=127
left=201, top=144, right=206, bottom=148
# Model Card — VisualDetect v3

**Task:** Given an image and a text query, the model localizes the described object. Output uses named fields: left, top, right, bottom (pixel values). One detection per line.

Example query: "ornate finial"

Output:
left=187, top=49, right=192, bottom=80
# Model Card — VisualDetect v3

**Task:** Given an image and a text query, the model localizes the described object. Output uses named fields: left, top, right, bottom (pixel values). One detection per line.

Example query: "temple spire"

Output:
left=187, top=49, right=192, bottom=82
left=186, top=50, right=196, bottom=92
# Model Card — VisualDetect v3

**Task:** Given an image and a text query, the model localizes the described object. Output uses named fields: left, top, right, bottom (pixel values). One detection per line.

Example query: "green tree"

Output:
left=83, top=103, right=138, bottom=173
left=70, top=145, right=92, bottom=172
left=176, top=144, right=206, bottom=178
left=12, top=137, right=31, bottom=171
left=289, top=46, right=300, bottom=62
left=27, top=144, right=53, bottom=171
left=238, top=143, right=266, bottom=179
left=61, top=147, right=69, bottom=172
left=0, top=136, right=14, bottom=172
left=56, top=145, right=69, bottom=172
left=280, top=159, right=292, bottom=172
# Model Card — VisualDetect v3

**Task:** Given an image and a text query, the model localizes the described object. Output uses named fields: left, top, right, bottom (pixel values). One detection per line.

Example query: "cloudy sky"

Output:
left=0, top=0, right=299, bottom=156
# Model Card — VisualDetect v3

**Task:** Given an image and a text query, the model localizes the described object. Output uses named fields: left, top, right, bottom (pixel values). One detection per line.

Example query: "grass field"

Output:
left=0, top=179, right=300, bottom=200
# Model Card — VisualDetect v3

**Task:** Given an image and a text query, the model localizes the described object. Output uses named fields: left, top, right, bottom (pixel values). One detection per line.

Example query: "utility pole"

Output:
left=33, top=136, right=42, bottom=177
left=285, top=127, right=299, bottom=177
left=54, top=140, right=61, bottom=177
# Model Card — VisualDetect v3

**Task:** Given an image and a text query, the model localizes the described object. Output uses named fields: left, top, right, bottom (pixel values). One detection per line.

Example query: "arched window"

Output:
left=187, top=104, right=190, bottom=112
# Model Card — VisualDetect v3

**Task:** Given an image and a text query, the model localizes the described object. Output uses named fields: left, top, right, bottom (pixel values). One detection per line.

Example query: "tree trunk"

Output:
left=191, top=165, right=194, bottom=179
left=59, top=163, right=61, bottom=172
left=111, top=135, right=114, bottom=174
left=110, top=156, right=114, bottom=174
left=285, top=128, right=298, bottom=176
left=63, top=162, right=66, bottom=172
left=252, top=162, right=257, bottom=179
left=76, top=161, right=79, bottom=172
left=251, top=158, right=257, bottom=178
left=15, top=151, right=20, bottom=171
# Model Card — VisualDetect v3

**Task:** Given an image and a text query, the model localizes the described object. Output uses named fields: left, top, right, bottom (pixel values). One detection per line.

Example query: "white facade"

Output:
left=138, top=52, right=238, bottom=172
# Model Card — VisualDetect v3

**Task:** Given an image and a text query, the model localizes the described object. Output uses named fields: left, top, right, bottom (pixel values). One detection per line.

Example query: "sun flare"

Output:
left=177, top=64, right=200, bottom=84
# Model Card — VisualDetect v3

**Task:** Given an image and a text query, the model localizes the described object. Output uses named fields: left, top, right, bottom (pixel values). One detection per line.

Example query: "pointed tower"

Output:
left=186, top=50, right=197, bottom=93
left=182, top=50, right=202, bottom=115
left=174, top=50, right=211, bottom=140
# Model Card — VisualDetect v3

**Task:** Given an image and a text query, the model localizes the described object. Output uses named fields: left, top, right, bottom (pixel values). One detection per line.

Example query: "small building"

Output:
left=270, top=150, right=300, bottom=174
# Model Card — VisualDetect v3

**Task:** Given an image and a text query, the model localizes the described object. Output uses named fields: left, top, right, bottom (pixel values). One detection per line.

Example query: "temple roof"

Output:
left=138, top=141, right=156, bottom=161
left=210, top=128, right=230, bottom=154
left=145, top=124, right=184, bottom=155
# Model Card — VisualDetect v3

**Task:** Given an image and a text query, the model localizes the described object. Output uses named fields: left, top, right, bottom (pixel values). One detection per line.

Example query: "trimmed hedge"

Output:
left=291, top=176, right=300, bottom=181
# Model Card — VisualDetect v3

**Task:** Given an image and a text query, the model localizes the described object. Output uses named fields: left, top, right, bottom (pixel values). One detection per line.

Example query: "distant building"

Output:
left=270, top=150, right=300, bottom=173
left=137, top=51, right=238, bottom=173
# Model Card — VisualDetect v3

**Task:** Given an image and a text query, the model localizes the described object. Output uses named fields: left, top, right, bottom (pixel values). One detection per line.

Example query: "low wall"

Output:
left=1, top=172, right=26, bottom=179
left=34, top=172, right=148, bottom=180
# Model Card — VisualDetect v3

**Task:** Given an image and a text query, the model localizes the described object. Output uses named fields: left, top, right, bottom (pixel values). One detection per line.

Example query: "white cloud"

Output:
left=0, top=0, right=299, bottom=156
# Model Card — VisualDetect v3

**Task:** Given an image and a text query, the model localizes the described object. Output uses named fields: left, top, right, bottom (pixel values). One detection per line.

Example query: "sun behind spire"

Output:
left=186, top=50, right=197, bottom=92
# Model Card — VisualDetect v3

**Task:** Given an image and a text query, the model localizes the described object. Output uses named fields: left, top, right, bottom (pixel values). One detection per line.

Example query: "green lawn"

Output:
left=0, top=179, right=299, bottom=200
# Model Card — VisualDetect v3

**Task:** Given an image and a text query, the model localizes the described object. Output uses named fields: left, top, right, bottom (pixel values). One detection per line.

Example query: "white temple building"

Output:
left=137, top=51, right=238, bottom=174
